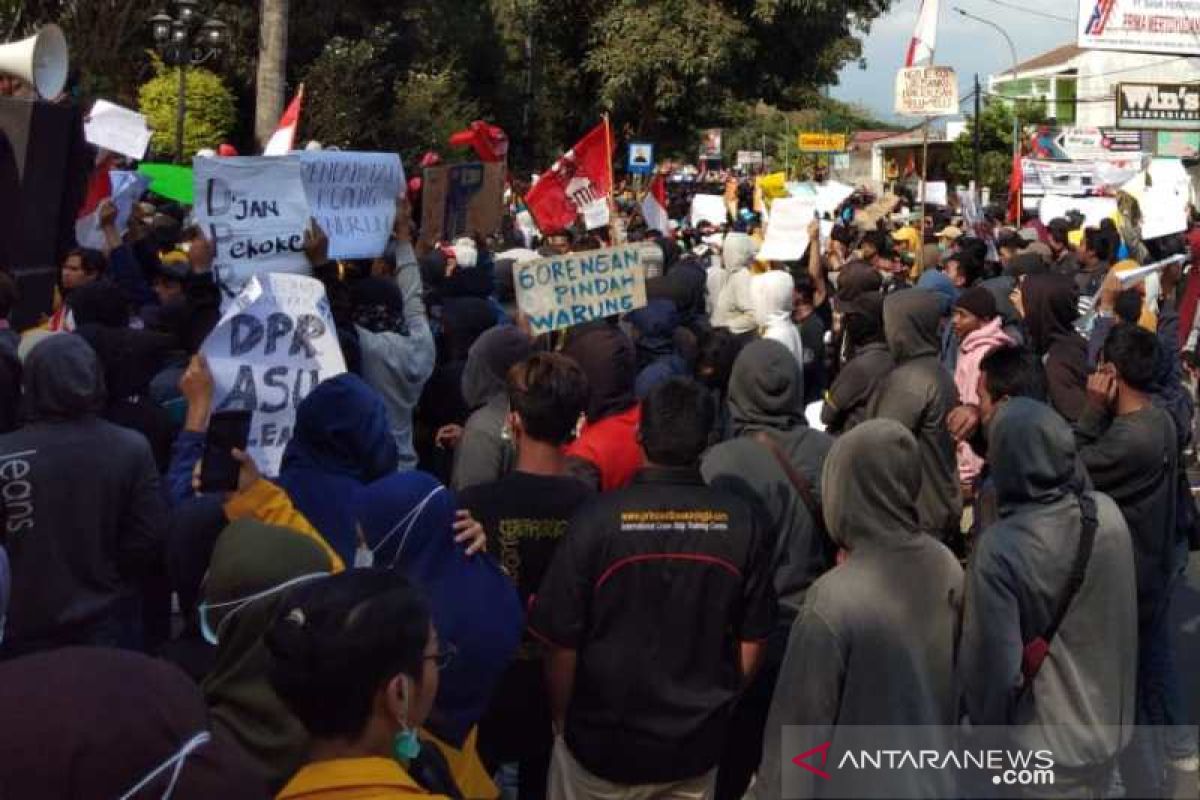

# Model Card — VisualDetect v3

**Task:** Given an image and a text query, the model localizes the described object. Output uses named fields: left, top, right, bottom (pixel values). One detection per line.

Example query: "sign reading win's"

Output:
left=515, top=245, right=648, bottom=334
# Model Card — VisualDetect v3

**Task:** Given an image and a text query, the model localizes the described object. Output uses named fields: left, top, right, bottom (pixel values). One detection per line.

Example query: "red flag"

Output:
left=526, top=120, right=613, bottom=234
left=448, top=120, right=509, bottom=162
left=1007, top=151, right=1023, bottom=224
left=264, top=85, right=304, bottom=156
left=905, top=0, right=940, bottom=67
left=641, top=174, right=669, bottom=234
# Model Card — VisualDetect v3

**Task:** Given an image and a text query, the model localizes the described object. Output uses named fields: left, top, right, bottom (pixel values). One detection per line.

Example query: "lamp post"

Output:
left=149, top=1, right=227, bottom=164
left=953, top=8, right=1021, bottom=179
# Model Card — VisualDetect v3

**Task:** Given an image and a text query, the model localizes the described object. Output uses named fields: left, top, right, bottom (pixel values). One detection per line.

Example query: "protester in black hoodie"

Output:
left=1018, top=273, right=1088, bottom=422
left=0, top=334, right=165, bottom=657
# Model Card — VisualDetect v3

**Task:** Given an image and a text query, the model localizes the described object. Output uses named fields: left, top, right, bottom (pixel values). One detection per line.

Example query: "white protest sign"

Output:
left=194, top=156, right=311, bottom=299
left=514, top=245, right=648, bottom=335
left=300, top=151, right=403, bottom=260
left=689, top=193, right=727, bottom=227
left=1038, top=196, right=1118, bottom=229
left=84, top=100, right=152, bottom=161
left=894, top=66, right=958, bottom=117
left=814, top=180, right=855, bottom=216
left=74, top=170, right=149, bottom=250
left=201, top=273, right=346, bottom=477
left=1122, top=159, right=1191, bottom=240
left=758, top=197, right=815, bottom=262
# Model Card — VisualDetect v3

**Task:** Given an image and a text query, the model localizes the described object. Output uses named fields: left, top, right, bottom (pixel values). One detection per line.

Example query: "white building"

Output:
left=989, top=44, right=1200, bottom=128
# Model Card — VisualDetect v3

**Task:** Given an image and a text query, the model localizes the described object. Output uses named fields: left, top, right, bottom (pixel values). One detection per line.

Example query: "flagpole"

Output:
left=918, top=116, right=929, bottom=275
left=603, top=113, right=621, bottom=245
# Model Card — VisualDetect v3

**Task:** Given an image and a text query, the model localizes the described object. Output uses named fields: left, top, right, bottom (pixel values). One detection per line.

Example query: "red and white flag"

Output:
left=641, top=174, right=669, bottom=234
left=905, top=0, right=940, bottom=67
left=263, top=85, right=304, bottom=156
left=526, top=119, right=613, bottom=234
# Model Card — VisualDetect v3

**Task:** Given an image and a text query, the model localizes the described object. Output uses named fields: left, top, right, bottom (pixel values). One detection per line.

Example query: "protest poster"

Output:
left=75, top=170, right=150, bottom=250
left=689, top=193, right=727, bottom=227
left=420, top=161, right=505, bottom=246
left=201, top=273, right=346, bottom=477
left=300, top=151, right=403, bottom=260
left=758, top=197, right=816, bottom=262
left=894, top=66, right=958, bottom=117
left=921, top=181, right=948, bottom=206
left=514, top=245, right=648, bottom=335
left=84, top=100, right=152, bottom=161
left=1078, top=0, right=1200, bottom=56
left=736, top=150, right=763, bottom=169
left=1038, top=195, right=1118, bottom=229
left=138, top=163, right=193, bottom=204
left=193, top=156, right=311, bottom=299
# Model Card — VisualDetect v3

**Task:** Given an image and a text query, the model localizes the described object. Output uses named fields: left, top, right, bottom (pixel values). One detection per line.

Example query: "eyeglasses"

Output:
left=425, top=642, right=457, bottom=670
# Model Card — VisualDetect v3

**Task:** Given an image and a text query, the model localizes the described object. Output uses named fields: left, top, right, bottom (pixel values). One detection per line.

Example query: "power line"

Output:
left=972, top=0, right=1074, bottom=24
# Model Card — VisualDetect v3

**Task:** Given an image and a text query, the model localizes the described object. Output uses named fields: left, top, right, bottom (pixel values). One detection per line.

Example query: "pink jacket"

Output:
left=955, top=317, right=1013, bottom=485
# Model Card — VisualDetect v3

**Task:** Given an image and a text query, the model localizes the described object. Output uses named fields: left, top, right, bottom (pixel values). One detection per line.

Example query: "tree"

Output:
left=949, top=98, right=1046, bottom=194
left=138, top=59, right=236, bottom=159
left=254, top=0, right=288, bottom=146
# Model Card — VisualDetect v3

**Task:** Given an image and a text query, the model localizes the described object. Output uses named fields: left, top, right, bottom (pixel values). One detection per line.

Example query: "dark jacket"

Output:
left=1022, top=274, right=1088, bottom=423
left=0, top=334, right=165, bottom=652
left=867, top=290, right=962, bottom=539
left=821, top=291, right=892, bottom=434
left=0, top=328, right=18, bottom=434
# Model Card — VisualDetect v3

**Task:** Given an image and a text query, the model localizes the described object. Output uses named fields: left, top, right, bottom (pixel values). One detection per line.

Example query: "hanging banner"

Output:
left=300, top=151, right=403, bottom=260
left=797, top=133, right=847, bottom=153
left=420, top=161, right=506, bottom=246
left=1028, top=126, right=1148, bottom=160
left=1078, top=0, right=1200, bottom=56
left=1116, top=83, right=1200, bottom=131
left=894, top=66, right=958, bottom=117
left=514, top=245, right=648, bottom=334
left=201, top=273, right=347, bottom=477
left=1020, top=157, right=1145, bottom=196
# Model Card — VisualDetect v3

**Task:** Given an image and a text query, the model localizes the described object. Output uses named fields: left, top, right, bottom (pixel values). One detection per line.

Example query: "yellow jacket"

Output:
left=277, top=757, right=448, bottom=799
left=224, top=479, right=346, bottom=572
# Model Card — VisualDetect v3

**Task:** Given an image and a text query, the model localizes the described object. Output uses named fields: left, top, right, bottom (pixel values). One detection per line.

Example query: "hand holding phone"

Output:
left=199, top=410, right=252, bottom=493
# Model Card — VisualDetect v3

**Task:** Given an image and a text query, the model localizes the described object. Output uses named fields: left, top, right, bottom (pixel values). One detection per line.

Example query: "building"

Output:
left=989, top=43, right=1200, bottom=129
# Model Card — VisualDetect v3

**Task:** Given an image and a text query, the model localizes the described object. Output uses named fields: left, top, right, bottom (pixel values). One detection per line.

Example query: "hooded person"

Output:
left=1019, top=273, right=1088, bottom=423
left=0, top=647, right=268, bottom=799
left=749, top=270, right=804, bottom=369
left=277, top=373, right=399, bottom=566
left=958, top=398, right=1136, bottom=793
left=711, top=233, right=759, bottom=335
left=562, top=326, right=643, bottom=492
left=200, top=520, right=336, bottom=789
left=648, top=254, right=709, bottom=334
left=627, top=299, right=689, bottom=399
left=951, top=286, right=1013, bottom=489
left=751, top=420, right=963, bottom=800
left=419, top=296, right=497, bottom=451
left=867, top=290, right=962, bottom=541
left=450, top=325, right=534, bottom=491
left=821, top=283, right=893, bottom=435
left=351, top=273, right=437, bottom=473
left=700, top=340, right=835, bottom=798
left=0, top=334, right=165, bottom=656
left=354, top=471, right=523, bottom=796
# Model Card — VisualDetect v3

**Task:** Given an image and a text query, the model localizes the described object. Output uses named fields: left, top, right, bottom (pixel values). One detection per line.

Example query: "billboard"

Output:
left=1116, top=82, right=1200, bottom=131
left=1078, top=0, right=1200, bottom=56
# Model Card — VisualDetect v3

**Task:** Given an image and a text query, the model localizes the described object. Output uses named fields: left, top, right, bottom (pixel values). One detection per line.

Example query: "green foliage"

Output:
left=949, top=98, right=1046, bottom=193
left=138, top=58, right=237, bottom=160
left=721, top=98, right=898, bottom=172
left=301, top=28, right=398, bottom=149
left=391, top=67, right=481, bottom=166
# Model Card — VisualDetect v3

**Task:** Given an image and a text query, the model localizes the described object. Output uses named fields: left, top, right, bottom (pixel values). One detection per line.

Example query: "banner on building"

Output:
left=514, top=245, right=648, bottom=334
left=894, top=66, right=958, bottom=117
left=1020, top=157, right=1144, bottom=197
left=1116, top=83, right=1200, bottom=131
left=1028, top=126, right=1148, bottom=160
left=797, top=132, right=847, bottom=153
left=1078, top=0, right=1200, bottom=56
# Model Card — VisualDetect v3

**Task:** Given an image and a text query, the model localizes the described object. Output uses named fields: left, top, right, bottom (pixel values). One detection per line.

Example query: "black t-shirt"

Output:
left=528, top=467, right=777, bottom=785
left=460, top=470, right=593, bottom=766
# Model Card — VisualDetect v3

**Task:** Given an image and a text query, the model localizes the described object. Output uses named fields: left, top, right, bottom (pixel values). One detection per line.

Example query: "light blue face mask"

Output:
left=198, top=572, right=330, bottom=646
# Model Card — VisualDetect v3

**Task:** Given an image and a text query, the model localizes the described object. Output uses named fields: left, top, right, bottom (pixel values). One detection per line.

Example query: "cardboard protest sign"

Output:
left=201, top=273, right=346, bottom=477
left=420, top=162, right=505, bottom=246
left=758, top=198, right=815, bottom=262
left=75, top=170, right=149, bottom=250
left=194, top=156, right=311, bottom=299
left=894, top=66, right=958, bottom=117
left=84, top=100, right=152, bottom=161
left=689, top=194, right=727, bottom=227
left=300, top=151, right=403, bottom=260
left=514, top=245, right=648, bottom=335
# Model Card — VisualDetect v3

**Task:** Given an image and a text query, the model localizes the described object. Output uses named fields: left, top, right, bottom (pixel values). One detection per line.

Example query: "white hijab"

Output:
left=750, top=270, right=804, bottom=366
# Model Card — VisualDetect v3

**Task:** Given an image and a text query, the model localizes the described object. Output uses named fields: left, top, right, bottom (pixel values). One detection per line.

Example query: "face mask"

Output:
left=392, top=675, right=422, bottom=763
left=199, top=572, right=330, bottom=646
left=358, top=486, right=445, bottom=569
left=117, top=731, right=210, bottom=800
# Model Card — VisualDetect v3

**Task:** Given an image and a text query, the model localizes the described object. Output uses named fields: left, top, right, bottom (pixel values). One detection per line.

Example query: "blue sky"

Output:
left=832, top=0, right=1078, bottom=121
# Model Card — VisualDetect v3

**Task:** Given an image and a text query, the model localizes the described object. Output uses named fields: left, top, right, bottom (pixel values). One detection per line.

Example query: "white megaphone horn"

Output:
left=0, top=24, right=69, bottom=99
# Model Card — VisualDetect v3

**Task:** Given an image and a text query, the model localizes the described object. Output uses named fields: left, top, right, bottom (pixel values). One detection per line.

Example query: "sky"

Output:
left=832, top=0, right=1079, bottom=122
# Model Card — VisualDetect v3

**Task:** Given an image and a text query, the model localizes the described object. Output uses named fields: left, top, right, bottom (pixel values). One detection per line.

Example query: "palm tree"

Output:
left=254, top=0, right=288, bottom=147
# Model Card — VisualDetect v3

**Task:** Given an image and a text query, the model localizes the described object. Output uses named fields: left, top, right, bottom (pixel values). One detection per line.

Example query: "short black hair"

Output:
left=953, top=252, right=986, bottom=286
left=508, top=353, right=588, bottom=445
left=0, top=271, right=17, bottom=319
left=266, top=569, right=430, bottom=741
left=980, top=346, right=1047, bottom=403
left=1114, top=289, right=1142, bottom=325
left=1103, top=323, right=1158, bottom=391
left=794, top=274, right=817, bottom=305
left=66, top=248, right=107, bottom=276
left=694, top=328, right=741, bottom=392
left=639, top=377, right=714, bottom=466
left=1047, top=218, right=1071, bottom=246
left=1083, top=227, right=1113, bottom=262
left=997, top=232, right=1026, bottom=253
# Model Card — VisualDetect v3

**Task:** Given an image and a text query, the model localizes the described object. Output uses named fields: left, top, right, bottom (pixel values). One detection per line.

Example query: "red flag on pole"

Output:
left=1007, top=151, right=1023, bottom=224
left=264, top=85, right=304, bottom=156
left=526, top=120, right=614, bottom=234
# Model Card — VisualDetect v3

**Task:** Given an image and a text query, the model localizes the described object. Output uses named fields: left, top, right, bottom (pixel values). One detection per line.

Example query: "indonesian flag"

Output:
left=905, top=0, right=939, bottom=67
left=73, top=155, right=115, bottom=249
left=526, top=119, right=613, bottom=234
left=641, top=174, right=669, bottom=234
left=263, top=85, right=304, bottom=156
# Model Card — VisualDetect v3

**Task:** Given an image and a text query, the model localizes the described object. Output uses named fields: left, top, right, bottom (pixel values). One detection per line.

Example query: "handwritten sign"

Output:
left=201, top=273, right=346, bottom=476
left=759, top=198, right=815, bottom=262
left=300, top=151, right=403, bottom=260
left=894, top=66, right=958, bottom=117
left=84, top=100, right=152, bottom=161
left=420, top=162, right=505, bottom=246
left=194, top=156, right=311, bottom=299
left=514, top=245, right=648, bottom=334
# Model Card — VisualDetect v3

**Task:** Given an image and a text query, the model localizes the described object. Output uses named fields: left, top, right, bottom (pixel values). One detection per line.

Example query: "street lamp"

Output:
left=954, top=8, right=1021, bottom=194
left=149, top=2, right=227, bottom=164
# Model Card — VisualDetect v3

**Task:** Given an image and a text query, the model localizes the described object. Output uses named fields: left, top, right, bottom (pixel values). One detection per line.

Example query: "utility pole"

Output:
left=973, top=73, right=981, bottom=203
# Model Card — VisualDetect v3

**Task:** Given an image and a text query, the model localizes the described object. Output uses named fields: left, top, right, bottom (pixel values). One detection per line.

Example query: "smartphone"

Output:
left=200, top=410, right=252, bottom=493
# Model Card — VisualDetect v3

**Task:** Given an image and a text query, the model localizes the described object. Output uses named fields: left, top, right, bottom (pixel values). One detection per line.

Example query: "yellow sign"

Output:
left=797, top=132, right=847, bottom=153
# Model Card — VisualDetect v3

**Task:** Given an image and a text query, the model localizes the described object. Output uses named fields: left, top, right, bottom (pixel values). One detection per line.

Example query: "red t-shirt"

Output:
left=565, top=404, right=643, bottom=491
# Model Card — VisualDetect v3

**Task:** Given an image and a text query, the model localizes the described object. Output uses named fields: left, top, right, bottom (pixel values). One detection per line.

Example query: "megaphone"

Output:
left=0, top=25, right=69, bottom=99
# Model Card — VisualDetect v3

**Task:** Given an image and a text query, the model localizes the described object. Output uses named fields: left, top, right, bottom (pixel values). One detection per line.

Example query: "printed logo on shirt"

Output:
left=497, top=518, right=568, bottom=579
left=0, top=449, right=36, bottom=536
left=619, top=509, right=730, bottom=533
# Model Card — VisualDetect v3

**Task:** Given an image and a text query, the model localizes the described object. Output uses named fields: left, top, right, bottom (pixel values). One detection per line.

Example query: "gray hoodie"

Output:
left=752, top=419, right=963, bottom=800
left=959, top=398, right=1136, bottom=769
left=868, top=289, right=962, bottom=539
left=701, top=339, right=833, bottom=622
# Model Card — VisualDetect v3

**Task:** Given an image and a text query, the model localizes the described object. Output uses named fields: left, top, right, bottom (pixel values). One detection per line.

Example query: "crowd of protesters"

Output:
left=0, top=155, right=1198, bottom=800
